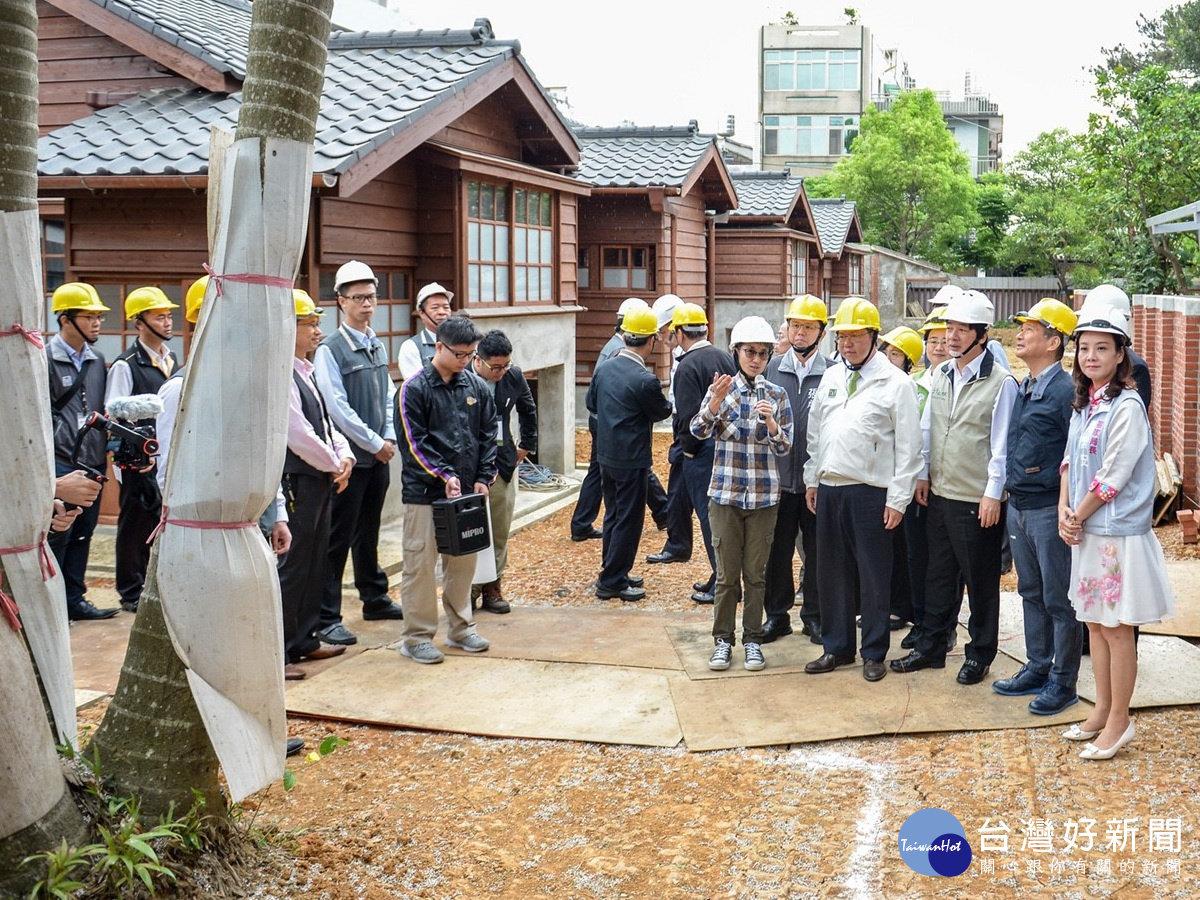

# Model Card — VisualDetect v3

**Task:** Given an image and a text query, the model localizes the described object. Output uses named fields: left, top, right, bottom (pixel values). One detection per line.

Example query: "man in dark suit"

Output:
left=586, top=307, right=673, bottom=601
left=470, top=330, right=538, bottom=614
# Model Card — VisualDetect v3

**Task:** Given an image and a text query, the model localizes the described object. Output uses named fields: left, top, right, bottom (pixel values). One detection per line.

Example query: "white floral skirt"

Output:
left=1069, top=531, right=1176, bottom=627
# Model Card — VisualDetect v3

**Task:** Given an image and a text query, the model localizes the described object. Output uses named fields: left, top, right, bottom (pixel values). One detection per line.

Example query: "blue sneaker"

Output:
left=991, top=664, right=1048, bottom=696
left=1028, top=681, right=1079, bottom=716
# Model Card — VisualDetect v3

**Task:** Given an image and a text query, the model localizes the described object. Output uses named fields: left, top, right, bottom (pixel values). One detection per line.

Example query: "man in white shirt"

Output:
left=892, top=289, right=1018, bottom=685
left=397, top=282, right=454, bottom=380
left=802, top=299, right=921, bottom=682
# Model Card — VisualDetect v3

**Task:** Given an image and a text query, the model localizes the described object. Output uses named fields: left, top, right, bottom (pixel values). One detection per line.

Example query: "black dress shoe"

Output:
left=761, top=619, right=793, bottom=644
left=645, top=551, right=687, bottom=564
left=120, top=599, right=139, bottom=613
left=889, top=650, right=946, bottom=673
left=571, top=527, right=603, bottom=542
left=596, top=586, right=645, bottom=601
left=956, top=659, right=989, bottom=685
left=626, top=575, right=645, bottom=588
left=694, top=579, right=715, bottom=594
left=362, top=599, right=404, bottom=620
left=68, top=600, right=119, bottom=621
left=691, top=590, right=715, bottom=604
left=900, top=628, right=918, bottom=650
left=800, top=621, right=823, bottom=645
left=286, top=738, right=305, bottom=757
left=805, top=652, right=856, bottom=674
left=863, top=659, right=887, bottom=682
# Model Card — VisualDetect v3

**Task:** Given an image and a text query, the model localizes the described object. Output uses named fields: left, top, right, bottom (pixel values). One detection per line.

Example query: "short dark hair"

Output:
left=477, top=329, right=512, bottom=359
left=623, top=332, right=652, bottom=347
left=437, top=315, right=481, bottom=348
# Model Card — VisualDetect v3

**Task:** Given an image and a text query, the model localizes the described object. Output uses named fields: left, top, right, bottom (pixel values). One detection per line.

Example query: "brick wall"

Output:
left=1135, top=294, right=1200, bottom=504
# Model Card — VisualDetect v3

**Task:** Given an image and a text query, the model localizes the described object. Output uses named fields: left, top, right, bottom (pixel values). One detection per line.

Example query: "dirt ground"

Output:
left=79, top=367, right=1200, bottom=898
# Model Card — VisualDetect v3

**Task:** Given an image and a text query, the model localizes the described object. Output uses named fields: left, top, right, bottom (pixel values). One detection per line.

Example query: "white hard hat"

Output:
left=929, top=284, right=963, bottom=308
left=334, top=260, right=377, bottom=294
left=652, top=293, right=684, bottom=329
left=1080, top=284, right=1131, bottom=317
left=416, top=281, right=454, bottom=309
left=617, top=296, right=649, bottom=318
left=943, top=289, right=994, bottom=326
left=729, top=315, right=777, bottom=349
left=1074, top=304, right=1131, bottom=345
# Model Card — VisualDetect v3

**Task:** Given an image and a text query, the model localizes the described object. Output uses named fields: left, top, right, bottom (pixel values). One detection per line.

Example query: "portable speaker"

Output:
left=431, top=493, right=490, bottom=556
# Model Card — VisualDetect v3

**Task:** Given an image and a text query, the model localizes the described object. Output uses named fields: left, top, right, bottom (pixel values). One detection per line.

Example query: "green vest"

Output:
left=928, top=353, right=1010, bottom=503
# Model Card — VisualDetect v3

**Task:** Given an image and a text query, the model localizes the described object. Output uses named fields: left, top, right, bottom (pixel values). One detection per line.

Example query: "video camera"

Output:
left=70, top=393, right=162, bottom=479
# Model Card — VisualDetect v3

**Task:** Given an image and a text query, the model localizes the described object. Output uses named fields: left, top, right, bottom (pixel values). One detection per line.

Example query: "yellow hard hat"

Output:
left=1014, top=298, right=1077, bottom=337
left=51, top=282, right=109, bottom=314
left=919, top=305, right=948, bottom=334
left=880, top=326, right=924, bottom=366
left=124, top=286, right=179, bottom=320
left=185, top=276, right=209, bottom=324
left=671, top=302, right=708, bottom=329
left=294, top=290, right=323, bottom=319
left=786, top=294, right=828, bottom=323
left=830, top=297, right=880, bottom=332
left=621, top=307, right=659, bottom=337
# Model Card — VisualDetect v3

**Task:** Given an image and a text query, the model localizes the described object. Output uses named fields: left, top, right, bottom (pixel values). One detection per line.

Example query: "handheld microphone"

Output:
left=755, top=375, right=766, bottom=421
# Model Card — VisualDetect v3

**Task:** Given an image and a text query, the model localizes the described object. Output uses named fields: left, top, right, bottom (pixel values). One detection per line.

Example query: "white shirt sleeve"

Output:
left=984, top=375, right=1019, bottom=501
left=397, top=338, right=423, bottom=381
left=154, top=378, right=181, bottom=492
left=104, top=358, right=133, bottom=405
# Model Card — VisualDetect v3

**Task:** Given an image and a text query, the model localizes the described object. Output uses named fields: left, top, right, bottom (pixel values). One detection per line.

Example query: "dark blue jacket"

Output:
left=1005, top=362, right=1073, bottom=509
left=586, top=350, right=671, bottom=469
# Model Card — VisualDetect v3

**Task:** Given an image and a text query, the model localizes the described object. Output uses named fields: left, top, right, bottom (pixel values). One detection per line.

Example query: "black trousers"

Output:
left=320, top=460, right=390, bottom=627
left=815, top=484, right=893, bottom=662
left=680, top=444, right=718, bottom=586
left=115, top=469, right=161, bottom=605
left=903, top=501, right=929, bottom=626
left=48, top=461, right=102, bottom=607
left=889, top=524, right=914, bottom=624
left=598, top=465, right=648, bottom=592
left=571, top=428, right=667, bottom=536
left=915, top=494, right=1005, bottom=666
left=658, top=443, right=694, bottom=559
left=280, top=472, right=333, bottom=662
left=763, top=489, right=820, bottom=629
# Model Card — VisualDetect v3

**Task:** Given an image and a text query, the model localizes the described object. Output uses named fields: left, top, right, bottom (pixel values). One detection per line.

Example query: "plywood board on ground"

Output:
left=670, top=656, right=1088, bottom=752
left=1142, top=559, right=1200, bottom=638
left=666, top=620, right=966, bottom=680
left=285, top=648, right=683, bottom=748
left=467, top=606, right=685, bottom=670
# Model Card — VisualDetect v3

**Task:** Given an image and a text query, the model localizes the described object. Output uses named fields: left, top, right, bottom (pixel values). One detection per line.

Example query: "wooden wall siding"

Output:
left=414, top=162, right=458, bottom=291
left=64, top=191, right=208, bottom=276
left=666, top=193, right=709, bottom=301
left=430, top=84, right=525, bottom=160
left=320, top=159, right=419, bottom=268
left=714, top=233, right=787, bottom=297
left=37, top=1, right=195, bottom=134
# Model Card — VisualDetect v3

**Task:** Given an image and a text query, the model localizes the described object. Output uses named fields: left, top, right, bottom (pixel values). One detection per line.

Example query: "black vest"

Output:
left=115, top=341, right=178, bottom=426
left=318, top=326, right=390, bottom=466
left=284, top=370, right=335, bottom=477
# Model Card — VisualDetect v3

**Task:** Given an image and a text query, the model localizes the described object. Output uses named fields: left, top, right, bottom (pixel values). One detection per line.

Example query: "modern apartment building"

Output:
left=759, top=22, right=1001, bottom=178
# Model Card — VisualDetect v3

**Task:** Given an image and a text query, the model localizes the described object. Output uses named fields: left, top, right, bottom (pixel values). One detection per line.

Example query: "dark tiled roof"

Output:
left=39, top=31, right=517, bottom=178
left=94, top=0, right=252, bottom=79
left=729, top=171, right=804, bottom=218
left=573, top=123, right=716, bottom=188
left=809, top=197, right=858, bottom=257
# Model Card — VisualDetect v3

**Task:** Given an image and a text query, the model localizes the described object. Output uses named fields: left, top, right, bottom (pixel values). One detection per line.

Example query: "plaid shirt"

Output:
left=690, top=372, right=793, bottom=509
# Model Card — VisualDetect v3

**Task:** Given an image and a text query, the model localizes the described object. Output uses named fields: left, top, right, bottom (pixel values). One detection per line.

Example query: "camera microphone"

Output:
left=106, top=393, right=164, bottom=422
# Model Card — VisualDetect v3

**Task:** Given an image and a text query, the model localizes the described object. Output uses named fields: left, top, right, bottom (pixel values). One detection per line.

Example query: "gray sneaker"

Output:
left=708, top=639, right=733, bottom=671
left=744, top=642, right=766, bottom=672
left=317, top=623, right=358, bottom=646
left=446, top=632, right=490, bottom=653
left=400, top=641, right=444, bottom=664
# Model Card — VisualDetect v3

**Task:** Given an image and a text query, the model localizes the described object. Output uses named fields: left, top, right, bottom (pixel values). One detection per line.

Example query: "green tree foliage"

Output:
left=825, top=90, right=978, bottom=267
left=1101, top=1, right=1200, bottom=75
left=956, top=171, right=1012, bottom=273
left=1085, top=64, right=1200, bottom=293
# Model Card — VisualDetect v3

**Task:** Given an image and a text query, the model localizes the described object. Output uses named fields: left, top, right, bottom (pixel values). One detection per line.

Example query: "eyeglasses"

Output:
left=739, top=348, right=771, bottom=360
left=74, top=314, right=105, bottom=324
left=444, top=347, right=475, bottom=361
left=341, top=293, right=377, bottom=305
left=478, top=359, right=512, bottom=373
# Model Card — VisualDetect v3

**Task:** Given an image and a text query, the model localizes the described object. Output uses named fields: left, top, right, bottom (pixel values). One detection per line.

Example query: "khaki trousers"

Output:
left=400, top=503, right=478, bottom=648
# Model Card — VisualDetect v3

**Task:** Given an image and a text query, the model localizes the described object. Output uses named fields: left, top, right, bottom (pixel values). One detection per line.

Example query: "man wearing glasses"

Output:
left=312, top=260, right=403, bottom=648
left=395, top=315, right=498, bottom=663
left=470, top=330, right=537, bottom=614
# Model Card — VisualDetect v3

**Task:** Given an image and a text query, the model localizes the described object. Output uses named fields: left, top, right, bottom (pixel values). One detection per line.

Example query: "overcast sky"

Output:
left=387, top=0, right=1174, bottom=162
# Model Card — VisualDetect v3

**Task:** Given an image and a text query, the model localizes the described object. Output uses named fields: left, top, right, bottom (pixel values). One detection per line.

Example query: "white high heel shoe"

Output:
left=1061, top=723, right=1101, bottom=742
left=1079, top=722, right=1135, bottom=760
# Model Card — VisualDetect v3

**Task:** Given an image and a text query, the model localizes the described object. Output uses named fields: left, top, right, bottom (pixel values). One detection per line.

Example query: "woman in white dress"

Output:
left=1058, top=305, right=1174, bottom=760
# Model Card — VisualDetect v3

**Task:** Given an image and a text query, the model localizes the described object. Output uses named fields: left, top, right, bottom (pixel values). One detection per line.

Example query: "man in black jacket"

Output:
left=654, top=303, right=735, bottom=602
left=586, top=307, right=673, bottom=601
left=395, top=316, right=498, bottom=663
left=762, top=295, right=832, bottom=643
left=470, top=330, right=537, bottom=614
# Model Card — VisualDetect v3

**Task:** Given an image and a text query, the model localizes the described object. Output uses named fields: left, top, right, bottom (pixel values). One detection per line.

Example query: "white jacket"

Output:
left=803, top=350, right=922, bottom=513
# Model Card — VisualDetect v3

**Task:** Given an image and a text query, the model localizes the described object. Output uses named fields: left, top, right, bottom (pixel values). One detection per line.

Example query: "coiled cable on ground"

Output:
left=517, top=462, right=578, bottom=491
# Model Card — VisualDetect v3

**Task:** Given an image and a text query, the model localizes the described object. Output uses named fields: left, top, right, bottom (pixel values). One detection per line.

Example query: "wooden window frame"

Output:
left=599, top=244, right=655, bottom=292
left=320, top=269, right=414, bottom=373
left=464, top=178, right=557, bottom=306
